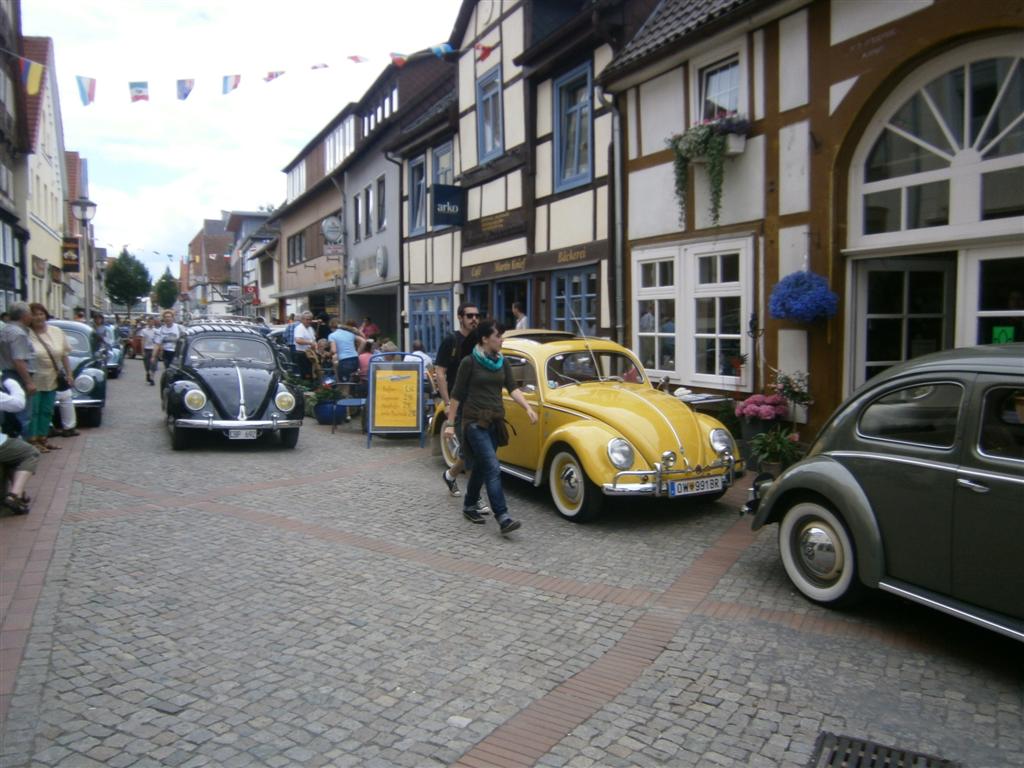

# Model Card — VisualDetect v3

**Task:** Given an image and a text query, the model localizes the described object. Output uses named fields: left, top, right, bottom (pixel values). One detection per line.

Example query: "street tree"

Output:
left=104, top=249, right=152, bottom=319
left=154, top=268, right=179, bottom=310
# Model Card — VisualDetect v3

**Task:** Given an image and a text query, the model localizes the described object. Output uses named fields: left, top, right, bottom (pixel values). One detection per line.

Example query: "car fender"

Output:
left=538, top=421, right=641, bottom=487
left=751, top=455, right=884, bottom=587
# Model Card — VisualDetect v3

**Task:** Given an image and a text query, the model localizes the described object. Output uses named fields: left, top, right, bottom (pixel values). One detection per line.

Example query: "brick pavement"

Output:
left=1, top=360, right=1021, bottom=768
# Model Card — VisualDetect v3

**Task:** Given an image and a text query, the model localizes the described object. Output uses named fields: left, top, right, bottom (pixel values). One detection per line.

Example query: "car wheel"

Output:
left=439, top=419, right=459, bottom=468
left=778, top=500, right=865, bottom=608
left=167, top=414, right=189, bottom=451
left=548, top=448, right=604, bottom=522
left=78, top=408, right=102, bottom=428
left=279, top=428, right=299, bottom=449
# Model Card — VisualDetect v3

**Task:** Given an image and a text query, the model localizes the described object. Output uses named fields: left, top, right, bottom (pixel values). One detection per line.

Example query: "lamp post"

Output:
left=70, top=196, right=97, bottom=312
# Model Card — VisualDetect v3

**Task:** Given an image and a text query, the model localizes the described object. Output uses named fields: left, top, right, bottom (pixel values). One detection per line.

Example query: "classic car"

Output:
left=743, top=344, right=1024, bottom=641
left=103, top=341, right=124, bottom=379
left=160, top=321, right=304, bottom=450
left=435, top=330, right=740, bottom=521
left=49, top=320, right=107, bottom=428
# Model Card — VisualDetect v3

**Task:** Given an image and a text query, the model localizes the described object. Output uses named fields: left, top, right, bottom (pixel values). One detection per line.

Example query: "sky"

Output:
left=23, top=0, right=464, bottom=281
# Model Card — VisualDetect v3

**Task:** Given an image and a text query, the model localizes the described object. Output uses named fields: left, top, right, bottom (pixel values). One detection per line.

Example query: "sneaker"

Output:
left=498, top=517, right=521, bottom=535
left=474, top=499, right=491, bottom=515
left=463, top=507, right=486, bottom=524
left=443, top=470, right=461, bottom=497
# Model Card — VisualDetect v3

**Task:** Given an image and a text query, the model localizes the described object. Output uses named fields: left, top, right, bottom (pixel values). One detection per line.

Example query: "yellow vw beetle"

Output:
left=435, top=330, right=740, bottom=521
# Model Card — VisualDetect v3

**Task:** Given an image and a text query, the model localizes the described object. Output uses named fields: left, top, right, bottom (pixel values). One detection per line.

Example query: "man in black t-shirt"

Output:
left=435, top=302, right=479, bottom=499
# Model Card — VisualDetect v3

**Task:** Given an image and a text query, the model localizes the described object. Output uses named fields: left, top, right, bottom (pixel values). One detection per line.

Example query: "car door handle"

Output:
left=957, top=478, right=990, bottom=494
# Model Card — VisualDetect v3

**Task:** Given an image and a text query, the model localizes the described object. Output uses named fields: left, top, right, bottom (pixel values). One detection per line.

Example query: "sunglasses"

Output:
left=462, top=312, right=480, bottom=319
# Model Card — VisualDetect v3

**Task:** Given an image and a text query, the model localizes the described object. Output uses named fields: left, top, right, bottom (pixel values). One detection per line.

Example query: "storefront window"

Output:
left=976, top=256, right=1024, bottom=344
left=408, top=290, right=452, bottom=357
left=551, top=267, right=597, bottom=335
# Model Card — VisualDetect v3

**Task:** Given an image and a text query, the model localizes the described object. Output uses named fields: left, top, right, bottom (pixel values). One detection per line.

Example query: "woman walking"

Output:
left=445, top=319, right=537, bottom=534
left=26, top=304, right=74, bottom=452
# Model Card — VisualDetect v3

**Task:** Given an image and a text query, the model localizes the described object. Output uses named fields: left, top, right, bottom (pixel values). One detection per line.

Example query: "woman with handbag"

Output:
left=27, top=304, right=75, bottom=452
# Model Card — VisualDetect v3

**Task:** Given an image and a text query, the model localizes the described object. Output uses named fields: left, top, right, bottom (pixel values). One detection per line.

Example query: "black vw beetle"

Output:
left=160, top=320, right=304, bottom=449
left=49, top=320, right=107, bottom=428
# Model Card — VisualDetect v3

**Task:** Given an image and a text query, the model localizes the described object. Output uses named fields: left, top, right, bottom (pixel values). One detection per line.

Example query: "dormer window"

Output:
left=700, top=57, right=739, bottom=121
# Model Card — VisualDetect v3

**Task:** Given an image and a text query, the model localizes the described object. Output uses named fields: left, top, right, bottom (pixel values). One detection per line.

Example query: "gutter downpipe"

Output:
left=598, top=85, right=625, bottom=345
left=384, top=151, right=405, bottom=348
left=329, top=174, right=347, bottom=321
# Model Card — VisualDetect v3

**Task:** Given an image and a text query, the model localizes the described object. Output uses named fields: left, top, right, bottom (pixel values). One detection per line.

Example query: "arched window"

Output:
left=849, top=35, right=1023, bottom=247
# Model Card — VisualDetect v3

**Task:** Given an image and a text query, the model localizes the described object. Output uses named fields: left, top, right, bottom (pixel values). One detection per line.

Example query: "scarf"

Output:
left=472, top=345, right=504, bottom=371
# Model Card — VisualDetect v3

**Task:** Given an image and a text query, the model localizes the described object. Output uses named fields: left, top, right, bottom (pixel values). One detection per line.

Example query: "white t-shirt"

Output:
left=515, top=315, right=528, bottom=330
left=139, top=327, right=158, bottom=349
left=405, top=350, right=433, bottom=379
left=293, top=323, right=316, bottom=348
left=155, top=323, right=183, bottom=352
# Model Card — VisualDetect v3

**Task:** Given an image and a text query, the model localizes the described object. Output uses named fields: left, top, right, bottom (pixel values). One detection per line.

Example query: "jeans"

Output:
left=463, top=422, right=508, bottom=519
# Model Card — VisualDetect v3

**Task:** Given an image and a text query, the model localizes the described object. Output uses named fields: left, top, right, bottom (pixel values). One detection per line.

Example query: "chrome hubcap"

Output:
left=558, top=462, right=581, bottom=504
left=797, top=523, right=842, bottom=581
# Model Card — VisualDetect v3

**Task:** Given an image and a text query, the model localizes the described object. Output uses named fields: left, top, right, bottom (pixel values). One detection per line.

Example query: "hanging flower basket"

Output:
left=667, top=115, right=750, bottom=227
left=769, top=270, right=839, bottom=323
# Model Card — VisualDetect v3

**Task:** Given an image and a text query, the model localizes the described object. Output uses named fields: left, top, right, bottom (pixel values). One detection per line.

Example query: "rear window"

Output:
left=858, top=382, right=963, bottom=448
left=979, top=387, right=1024, bottom=462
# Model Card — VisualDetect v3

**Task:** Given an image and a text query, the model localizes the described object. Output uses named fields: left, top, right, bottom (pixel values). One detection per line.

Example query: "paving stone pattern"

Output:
left=1, top=358, right=1021, bottom=768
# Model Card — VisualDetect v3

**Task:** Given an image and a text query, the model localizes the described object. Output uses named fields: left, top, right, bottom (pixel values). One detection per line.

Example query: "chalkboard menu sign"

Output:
left=366, top=353, right=426, bottom=447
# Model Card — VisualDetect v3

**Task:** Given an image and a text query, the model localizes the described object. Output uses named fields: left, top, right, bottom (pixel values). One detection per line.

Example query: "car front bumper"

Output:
left=71, top=398, right=103, bottom=407
left=174, top=418, right=302, bottom=431
left=601, top=455, right=737, bottom=497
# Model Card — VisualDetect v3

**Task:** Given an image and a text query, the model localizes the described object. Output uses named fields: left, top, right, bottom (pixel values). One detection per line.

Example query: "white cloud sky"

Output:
left=23, top=0, right=464, bottom=280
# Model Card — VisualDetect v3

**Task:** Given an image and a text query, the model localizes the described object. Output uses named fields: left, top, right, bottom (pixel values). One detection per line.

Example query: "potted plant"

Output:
left=667, top=115, right=750, bottom=226
left=734, top=392, right=789, bottom=439
left=769, top=270, right=839, bottom=324
left=748, top=425, right=804, bottom=475
left=304, top=384, right=343, bottom=424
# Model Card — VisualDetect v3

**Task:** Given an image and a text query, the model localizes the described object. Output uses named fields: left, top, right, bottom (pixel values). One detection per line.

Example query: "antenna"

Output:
left=564, top=292, right=603, bottom=382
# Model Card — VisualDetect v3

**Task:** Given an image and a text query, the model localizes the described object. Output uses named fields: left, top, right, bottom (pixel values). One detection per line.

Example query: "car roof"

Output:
left=183, top=323, right=267, bottom=338
left=501, top=332, right=637, bottom=360
left=866, top=343, right=1024, bottom=386
left=49, top=320, right=94, bottom=334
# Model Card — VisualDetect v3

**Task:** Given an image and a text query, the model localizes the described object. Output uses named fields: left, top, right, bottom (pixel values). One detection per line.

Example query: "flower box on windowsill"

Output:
left=690, top=133, right=746, bottom=163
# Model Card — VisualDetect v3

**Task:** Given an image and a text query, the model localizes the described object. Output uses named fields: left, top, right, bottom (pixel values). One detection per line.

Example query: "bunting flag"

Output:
left=311, top=63, right=329, bottom=70
left=431, top=43, right=453, bottom=59
left=223, top=253, right=231, bottom=259
left=264, top=70, right=284, bottom=82
left=222, top=74, right=241, bottom=94
left=389, top=53, right=408, bottom=68
left=76, top=76, right=96, bottom=106
left=347, top=55, right=368, bottom=64
left=129, top=81, right=149, bottom=102
left=475, top=43, right=496, bottom=61
left=19, top=56, right=43, bottom=96
left=176, top=78, right=194, bottom=101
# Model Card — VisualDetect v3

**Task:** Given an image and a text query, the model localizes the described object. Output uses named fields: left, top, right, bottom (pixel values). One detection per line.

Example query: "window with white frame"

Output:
left=353, top=192, right=362, bottom=242
left=377, top=175, right=387, bottom=231
left=286, top=164, right=305, bottom=203
left=477, top=67, right=504, bottom=163
left=635, top=254, right=676, bottom=371
left=409, top=156, right=426, bottom=235
left=699, top=57, right=740, bottom=121
left=554, top=63, right=592, bottom=192
left=287, top=232, right=306, bottom=266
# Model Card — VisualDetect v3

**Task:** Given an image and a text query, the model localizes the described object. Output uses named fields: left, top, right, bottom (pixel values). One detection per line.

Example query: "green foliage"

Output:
left=748, top=426, right=803, bottom=467
left=667, top=116, right=749, bottom=227
left=104, top=249, right=152, bottom=315
left=153, top=268, right=179, bottom=310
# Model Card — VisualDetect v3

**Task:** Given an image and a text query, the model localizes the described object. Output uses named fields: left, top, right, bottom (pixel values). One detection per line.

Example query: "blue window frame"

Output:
left=432, top=142, right=453, bottom=230
left=409, top=290, right=453, bottom=358
left=551, top=266, right=598, bottom=335
left=476, top=67, right=504, bottom=163
left=466, top=283, right=491, bottom=320
left=409, top=156, right=426, bottom=235
left=554, top=63, right=592, bottom=192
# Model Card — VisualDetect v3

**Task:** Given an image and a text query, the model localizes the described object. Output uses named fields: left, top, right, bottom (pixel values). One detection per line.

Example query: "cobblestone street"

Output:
left=1, top=360, right=1021, bottom=768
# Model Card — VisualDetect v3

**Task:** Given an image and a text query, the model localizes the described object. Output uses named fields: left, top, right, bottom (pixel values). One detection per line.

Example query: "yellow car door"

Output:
left=499, top=354, right=542, bottom=471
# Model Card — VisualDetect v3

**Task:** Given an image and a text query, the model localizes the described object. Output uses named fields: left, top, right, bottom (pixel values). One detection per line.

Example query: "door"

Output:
left=952, top=378, right=1024, bottom=619
left=498, top=354, right=542, bottom=471
left=496, top=278, right=531, bottom=330
left=466, top=283, right=491, bottom=319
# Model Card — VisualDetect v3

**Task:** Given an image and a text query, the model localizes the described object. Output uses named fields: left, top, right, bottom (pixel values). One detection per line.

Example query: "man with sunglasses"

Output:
left=435, top=302, right=480, bottom=500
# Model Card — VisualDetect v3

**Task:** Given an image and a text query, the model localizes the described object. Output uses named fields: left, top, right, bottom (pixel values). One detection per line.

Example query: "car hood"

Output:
left=192, top=361, right=278, bottom=418
left=546, top=383, right=717, bottom=465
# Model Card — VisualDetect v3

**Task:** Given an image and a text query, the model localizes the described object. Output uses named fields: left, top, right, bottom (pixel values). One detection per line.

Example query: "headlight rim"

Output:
left=183, top=388, right=207, bottom=412
left=275, top=390, right=296, bottom=412
left=73, top=374, right=94, bottom=393
left=606, top=437, right=635, bottom=470
left=710, top=428, right=733, bottom=455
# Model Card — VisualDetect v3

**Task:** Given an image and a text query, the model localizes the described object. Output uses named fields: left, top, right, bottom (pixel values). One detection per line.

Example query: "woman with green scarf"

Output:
left=445, top=319, right=537, bottom=534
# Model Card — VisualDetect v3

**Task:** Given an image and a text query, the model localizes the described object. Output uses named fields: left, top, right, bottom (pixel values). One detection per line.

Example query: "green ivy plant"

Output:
left=667, top=116, right=750, bottom=227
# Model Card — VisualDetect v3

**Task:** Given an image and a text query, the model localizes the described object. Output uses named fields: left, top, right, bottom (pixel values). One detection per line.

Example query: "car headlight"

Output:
left=607, top=437, right=634, bottom=470
left=275, top=391, right=296, bottom=412
left=183, top=389, right=207, bottom=411
left=710, top=428, right=734, bottom=455
left=74, top=374, right=94, bottom=393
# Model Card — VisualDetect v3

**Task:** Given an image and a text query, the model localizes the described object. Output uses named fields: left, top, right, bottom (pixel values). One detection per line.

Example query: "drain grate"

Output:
left=808, top=732, right=961, bottom=768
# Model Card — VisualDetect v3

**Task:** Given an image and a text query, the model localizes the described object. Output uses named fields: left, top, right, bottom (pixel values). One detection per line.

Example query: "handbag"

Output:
left=32, top=329, right=71, bottom=391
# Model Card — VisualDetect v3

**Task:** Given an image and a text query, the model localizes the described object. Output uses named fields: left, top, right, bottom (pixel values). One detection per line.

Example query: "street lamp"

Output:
left=69, top=196, right=97, bottom=312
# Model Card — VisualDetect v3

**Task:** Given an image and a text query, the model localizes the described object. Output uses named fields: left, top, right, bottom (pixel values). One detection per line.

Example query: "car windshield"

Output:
left=64, top=330, right=92, bottom=355
left=189, top=336, right=273, bottom=363
left=545, top=350, right=645, bottom=388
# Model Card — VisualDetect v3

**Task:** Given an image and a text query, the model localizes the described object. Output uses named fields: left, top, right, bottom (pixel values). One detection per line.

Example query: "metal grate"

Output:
left=808, top=732, right=961, bottom=768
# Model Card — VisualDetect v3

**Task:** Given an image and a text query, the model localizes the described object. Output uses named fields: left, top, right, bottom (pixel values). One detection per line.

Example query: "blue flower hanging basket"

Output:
left=769, top=271, right=838, bottom=323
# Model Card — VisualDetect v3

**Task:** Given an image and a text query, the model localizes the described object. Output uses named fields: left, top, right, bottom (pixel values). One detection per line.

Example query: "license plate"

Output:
left=668, top=475, right=724, bottom=497
left=228, top=429, right=258, bottom=440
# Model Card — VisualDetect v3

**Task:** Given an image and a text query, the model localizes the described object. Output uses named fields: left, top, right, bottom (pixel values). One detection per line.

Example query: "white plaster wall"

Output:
left=536, top=141, right=553, bottom=198
left=505, top=79, right=526, bottom=149
left=537, top=79, right=552, bottom=136
left=593, top=44, right=613, bottom=80
left=549, top=191, right=593, bottom=249
left=830, top=76, right=858, bottom=115
left=693, top=134, right=766, bottom=229
left=459, top=52, right=475, bottom=112
left=628, top=163, right=679, bottom=240
left=753, top=29, right=765, bottom=121
left=535, top=205, right=549, bottom=252
left=779, top=120, right=810, bottom=215
left=507, top=170, right=522, bottom=210
left=626, top=88, right=638, bottom=160
left=831, top=0, right=932, bottom=45
left=639, top=67, right=685, bottom=156
left=595, top=185, right=608, bottom=242
left=777, top=328, right=809, bottom=423
left=467, top=186, right=482, bottom=221
left=409, top=238, right=427, bottom=284
left=594, top=113, right=611, bottom=179
left=433, top=232, right=454, bottom=285
left=460, top=113, right=478, bottom=169
left=462, top=236, right=528, bottom=266
left=779, top=9, right=809, bottom=112
left=502, top=8, right=524, bottom=81
left=451, top=231, right=462, bottom=282
left=778, top=224, right=809, bottom=276
left=481, top=177, right=506, bottom=216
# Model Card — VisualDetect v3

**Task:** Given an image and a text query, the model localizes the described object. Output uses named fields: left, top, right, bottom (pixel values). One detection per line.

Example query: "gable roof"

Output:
left=22, top=37, right=53, bottom=150
left=599, top=0, right=763, bottom=84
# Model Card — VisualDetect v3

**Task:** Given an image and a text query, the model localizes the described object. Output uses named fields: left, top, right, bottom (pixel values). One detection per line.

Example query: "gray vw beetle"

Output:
left=49, top=320, right=107, bottom=428
left=743, top=344, right=1023, bottom=641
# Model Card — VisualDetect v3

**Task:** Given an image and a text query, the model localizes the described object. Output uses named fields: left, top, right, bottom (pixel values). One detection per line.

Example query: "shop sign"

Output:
left=243, top=283, right=259, bottom=303
left=62, top=238, right=80, bottom=273
left=460, top=239, right=609, bottom=282
left=432, top=185, right=466, bottom=227
left=461, top=208, right=526, bottom=249
left=49, top=265, right=62, bottom=284
left=31, top=255, right=46, bottom=278
left=324, top=243, right=346, bottom=257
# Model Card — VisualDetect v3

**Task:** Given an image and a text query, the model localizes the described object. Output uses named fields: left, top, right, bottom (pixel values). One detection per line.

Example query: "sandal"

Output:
left=2, top=493, right=29, bottom=515
left=41, top=440, right=61, bottom=450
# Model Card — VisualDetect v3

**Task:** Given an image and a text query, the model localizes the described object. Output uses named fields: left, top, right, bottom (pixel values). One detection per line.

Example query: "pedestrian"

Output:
left=73, top=307, right=86, bottom=322
left=444, top=319, right=537, bottom=534
left=512, top=301, right=528, bottom=330
left=435, top=302, right=480, bottom=499
left=151, top=310, right=183, bottom=371
left=92, top=312, right=116, bottom=348
left=0, top=376, right=39, bottom=515
left=0, top=302, right=36, bottom=437
left=138, top=316, right=159, bottom=384
left=293, top=311, right=317, bottom=380
left=27, top=304, right=74, bottom=452
left=328, top=319, right=365, bottom=383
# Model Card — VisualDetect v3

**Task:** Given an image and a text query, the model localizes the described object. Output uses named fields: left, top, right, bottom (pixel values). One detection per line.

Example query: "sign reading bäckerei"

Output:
left=432, top=185, right=466, bottom=227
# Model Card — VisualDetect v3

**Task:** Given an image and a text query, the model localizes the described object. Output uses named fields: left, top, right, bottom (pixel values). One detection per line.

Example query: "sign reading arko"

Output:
left=432, top=185, right=466, bottom=227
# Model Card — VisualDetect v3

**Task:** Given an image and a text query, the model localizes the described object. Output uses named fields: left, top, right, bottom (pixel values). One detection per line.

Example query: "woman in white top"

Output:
left=137, top=316, right=159, bottom=384
left=151, top=310, right=183, bottom=371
